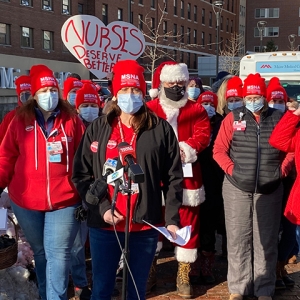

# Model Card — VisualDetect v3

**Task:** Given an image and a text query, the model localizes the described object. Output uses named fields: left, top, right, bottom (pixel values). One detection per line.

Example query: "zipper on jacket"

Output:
left=254, top=124, right=261, bottom=194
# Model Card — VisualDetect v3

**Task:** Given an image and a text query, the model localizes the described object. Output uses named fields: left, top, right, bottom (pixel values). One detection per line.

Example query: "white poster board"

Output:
left=61, top=15, right=146, bottom=79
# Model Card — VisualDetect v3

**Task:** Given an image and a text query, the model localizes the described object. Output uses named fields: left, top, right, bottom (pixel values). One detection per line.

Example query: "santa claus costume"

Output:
left=147, top=61, right=210, bottom=298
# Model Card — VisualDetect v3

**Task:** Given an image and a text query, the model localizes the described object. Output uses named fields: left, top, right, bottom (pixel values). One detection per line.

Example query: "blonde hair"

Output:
left=216, top=76, right=234, bottom=115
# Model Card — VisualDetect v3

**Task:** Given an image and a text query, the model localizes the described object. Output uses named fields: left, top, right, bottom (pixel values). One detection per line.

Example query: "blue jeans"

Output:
left=70, top=220, right=89, bottom=287
left=11, top=201, right=80, bottom=300
left=89, top=228, right=159, bottom=300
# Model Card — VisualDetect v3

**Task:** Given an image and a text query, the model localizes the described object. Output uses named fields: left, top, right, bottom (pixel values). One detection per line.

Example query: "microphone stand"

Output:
left=122, top=171, right=132, bottom=300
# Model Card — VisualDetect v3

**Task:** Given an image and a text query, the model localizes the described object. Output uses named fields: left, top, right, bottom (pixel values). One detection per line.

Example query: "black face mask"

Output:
left=164, top=85, right=186, bottom=101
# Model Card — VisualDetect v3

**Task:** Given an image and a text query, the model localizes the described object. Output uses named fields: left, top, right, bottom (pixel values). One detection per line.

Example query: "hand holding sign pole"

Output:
left=61, top=15, right=146, bottom=79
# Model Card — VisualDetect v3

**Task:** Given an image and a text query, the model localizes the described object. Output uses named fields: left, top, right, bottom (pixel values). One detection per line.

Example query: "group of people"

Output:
left=0, top=58, right=300, bottom=300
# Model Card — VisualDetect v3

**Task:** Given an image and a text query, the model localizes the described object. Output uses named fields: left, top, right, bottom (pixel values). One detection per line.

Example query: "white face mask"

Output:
left=79, top=106, right=99, bottom=123
left=37, top=91, right=59, bottom=111
left=268, top=103, right=286, bottom=113
left=202, top=104, right=216, bottom=118
left=227, top=101, right=243, bottom=111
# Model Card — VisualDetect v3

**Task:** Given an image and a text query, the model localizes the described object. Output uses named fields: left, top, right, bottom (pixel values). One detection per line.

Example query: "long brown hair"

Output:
left=16, top=96, right=76, bottom=124
left=105, top=100, right=158, bottom=133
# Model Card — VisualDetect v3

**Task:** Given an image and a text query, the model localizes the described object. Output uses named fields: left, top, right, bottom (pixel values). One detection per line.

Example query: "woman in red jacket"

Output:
left=0, top=64, right=85, bottom=300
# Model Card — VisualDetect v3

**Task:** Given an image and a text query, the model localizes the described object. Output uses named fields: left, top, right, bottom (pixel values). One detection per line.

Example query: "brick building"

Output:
left=0, top=0, right=241, bottom=116
left=245, top=1, right=300, bottom=52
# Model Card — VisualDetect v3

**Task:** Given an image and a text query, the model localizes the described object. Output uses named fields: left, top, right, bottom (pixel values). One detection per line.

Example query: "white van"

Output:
left=239, top=51, right=300, bottom=100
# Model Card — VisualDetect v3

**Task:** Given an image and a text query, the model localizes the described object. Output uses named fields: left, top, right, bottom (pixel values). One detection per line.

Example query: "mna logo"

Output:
left=260, top=64, right=272, bottom=69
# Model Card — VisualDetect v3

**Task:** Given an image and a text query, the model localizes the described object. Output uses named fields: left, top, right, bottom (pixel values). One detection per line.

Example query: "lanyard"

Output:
left=117, top=117, right=137, bottom=146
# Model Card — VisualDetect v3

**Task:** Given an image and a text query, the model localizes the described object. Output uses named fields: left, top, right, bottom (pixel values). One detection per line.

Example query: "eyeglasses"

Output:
left=244, top=96, right=262, bottom=103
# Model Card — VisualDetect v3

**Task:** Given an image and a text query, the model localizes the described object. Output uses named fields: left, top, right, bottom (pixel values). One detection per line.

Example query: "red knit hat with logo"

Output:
left=242, top=73, right=266, bottom=97
left=266, top=77, right=288, bottom=102
left=112, top=60, right=146, bottom=97
left=226, top=76, right=243, bottom=100
left=29, top=64, right=59, bottom=96
left=149, top=61, right=189, bottom=98
left=15, top=75, right=31, bottom=96
left=75, top=83, right=100, bottom=109
left=197, top=91, right=218, bottom=107
left=63, top=77, right=83, bottom=100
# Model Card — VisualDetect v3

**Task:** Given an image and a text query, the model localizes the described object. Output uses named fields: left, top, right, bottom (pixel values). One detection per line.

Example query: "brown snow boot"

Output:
left=177, top=262, right=193, bottom=299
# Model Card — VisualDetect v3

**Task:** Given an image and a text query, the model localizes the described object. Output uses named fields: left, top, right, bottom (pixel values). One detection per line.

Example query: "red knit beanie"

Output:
left=149, top=61, right=189, bottom=98
left=242, top=73, right=266, bottom=97
left=63, top=77, right=83, bottom=99
left=197, top=91, right=218, bottom=107
left=111, top=60, right=146, bottom=97
left=266, top=77, right=287, bottom=102
left=15, top=75, right=31, bottom=96
left=75, top=83, right=100, bottom=109
left=226, top=76, right=243, bottom=100
left=29, top=64, right=59, bottom=96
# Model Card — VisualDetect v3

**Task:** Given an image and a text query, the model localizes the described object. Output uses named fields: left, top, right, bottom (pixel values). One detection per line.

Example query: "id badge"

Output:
left=47, top=141, right=63, bottom=155
left=49, top=154, right=61, bottom=162
left=233, top=120, right=246, bottom=131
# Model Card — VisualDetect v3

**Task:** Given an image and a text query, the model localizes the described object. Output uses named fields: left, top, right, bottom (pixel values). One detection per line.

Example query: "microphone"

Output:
left=117, top=142, right=145, bottom=183
left=102, top=158, right=118, bottom=180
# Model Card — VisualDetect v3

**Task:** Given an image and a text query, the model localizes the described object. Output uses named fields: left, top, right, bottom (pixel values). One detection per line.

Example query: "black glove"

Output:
left=86, top=179, right=107, bottom=206
left=0, top=188, right=3, bottom=198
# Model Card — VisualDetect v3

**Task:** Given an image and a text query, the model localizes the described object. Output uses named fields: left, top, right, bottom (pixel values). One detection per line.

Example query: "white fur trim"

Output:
left=175, top=246, right=198, bottom=263
left=179, top=141, right=197, bottom=163
left=149, top=88, right=158, bottom=99
left=160, top=63, right=189, bottom=83
left=183, top=186, right=205, bottom=206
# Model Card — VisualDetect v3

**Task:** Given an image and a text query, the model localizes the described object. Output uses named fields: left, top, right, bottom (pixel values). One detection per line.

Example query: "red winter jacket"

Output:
left=0, top=111, right=85, bottom=211
left=269, top=110, right=300, bottom=224
left=0, top=108, right=18, bottom=145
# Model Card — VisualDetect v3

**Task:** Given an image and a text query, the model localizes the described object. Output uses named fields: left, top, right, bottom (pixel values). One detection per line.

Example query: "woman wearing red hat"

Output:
left=213, top=73, right=285, bottom=300
left=72, top=60, right=183, bottom=300
left=63, top=76, right=83, bottom=107
left=0, top=64, right=85, bottom=300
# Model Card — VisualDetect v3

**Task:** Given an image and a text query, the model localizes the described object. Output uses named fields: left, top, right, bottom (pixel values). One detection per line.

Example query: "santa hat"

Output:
left=197, top=91, right=218, bottom=107
left=226, top=76, right=243, bottom=100
left=266, top=77, right=287, bottom=102
left=15, top=75, right=31, bottom=96
left=112, top=60, right=146, bottom=97
left=149, top=61, right=189, bottom=98
left=75, top=83, right=100, bottom=109
left=242, top=73, right=266, bottom=97
left=63, top=77, right=83, bottom=99
left=29, top=64, right=59, bottom=96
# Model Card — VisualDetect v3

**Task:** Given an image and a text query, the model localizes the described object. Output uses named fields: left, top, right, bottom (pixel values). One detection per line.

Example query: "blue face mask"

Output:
left=202, top=104, right=216, bottom=118
left=268, top=103, right=286, bottom=113
left=245, top=97, right=264, bottom=113
left=37, top=91, right=59, bottom=111
left=227, top=101, right=243, bottom=111
left=188, top=87, right=201, bottom=100
left=68, top=93, right=76, bottom=107
left=117, top=93, right=143, bottom=114
left=79, top=106, right=99, bottom=123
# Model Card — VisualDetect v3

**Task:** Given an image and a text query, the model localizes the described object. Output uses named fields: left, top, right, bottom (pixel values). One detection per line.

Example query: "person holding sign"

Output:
left=72, top=59, right=183, bottom=300
left=0, top=64, right=85, bottom=300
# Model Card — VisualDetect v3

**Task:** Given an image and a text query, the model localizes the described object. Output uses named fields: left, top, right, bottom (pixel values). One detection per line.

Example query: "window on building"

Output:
left=231, top=20, right=233, bottom=33
left=174, top=0, right=177, bottom=16
left=21, top=0, right=32, bottom=6
left=231, top=0, right=234, bottom=12
left=163, top=21, right=167, bottom=38
left=151, top=0, right=155, bottom=9
left=138, top=14, right=143, bottom=30
left=202, top=9, right=205, bottom=24
left=209, top=33, right=212, bottom=49
left=187, top=52, right=190, bottom=68
left=187, top=3, right=191, bottom=19
left=180, top=25, right=184, bottom=43
left=118, top=8, right=123, bottom=20
left=193, top=54, right=197, bottom=69
left=139, top=0, right=143, bottom=4
left=201, top=31, right=205, bottom=46
left=173, top=24, right=177, bottom=41
left=62, top=0, right=70, bottom=15
left=151, top=18, right=155, bottom=36
left=181, top=1, right=184, bottom=18
left=221, top=16, right=223, bottom=30
left=194, top=6, right=197, bottom=22
left=255, top=8, right=279, bottom=18
left=21, top=26, right=33, bottom=48
left=102, top=4, right=108, bottom=25
left=163, top=0, right=167, bottom=12
left=174, top=49, right=177, bottom=60
left=226, top=18, right=229, bottom=32
left=43, top=30, right=53, bottom=50
left=254, top=26, right=279, bottom=37
left=78, top=3, right=84, bottom=14
left=187, top=27, right=190, bottom=44
left=254, top=46, right=260, bottom=52
left=180, top=51, right=183, bottom=62
left=0, top=23, right=10, bottom=45
left=42, top=0, right=52, bottom=11
left=131, top=11, right=133, bottom=23
left=209, top=11, right=212, bottom=27
left=193, top=29, right=197, bottom=44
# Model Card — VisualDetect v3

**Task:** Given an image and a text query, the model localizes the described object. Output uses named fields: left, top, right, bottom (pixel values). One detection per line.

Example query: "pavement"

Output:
left=68, top=235, right=300, bottom=300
